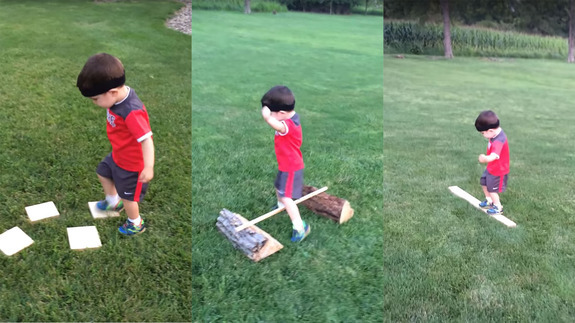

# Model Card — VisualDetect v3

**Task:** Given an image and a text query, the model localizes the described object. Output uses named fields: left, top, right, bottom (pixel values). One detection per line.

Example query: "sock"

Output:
left=292, top=218, right=304, bottom=232
left=277, top=200, right=285, bottom=209
left=485, top=197, right=493, bottom=204
left=128, top=216, right=142, bottom=225
left=495, top=204, right=503, bottom=210
left=106, top=194, right=121, bottom=207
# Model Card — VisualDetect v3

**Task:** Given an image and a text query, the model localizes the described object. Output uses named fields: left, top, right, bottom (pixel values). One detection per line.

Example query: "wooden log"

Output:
left=301, top=186, right=354, bottom=224
left=216, top=209, right=283, bottom=262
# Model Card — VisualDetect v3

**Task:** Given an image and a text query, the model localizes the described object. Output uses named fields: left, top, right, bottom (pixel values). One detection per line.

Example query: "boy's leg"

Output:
left=101, top=157, right=148, bottom=235
left=122, top=199, right=140, bottom=221
left=486, top=173, right=506, bottom=214
left=481, top=186, right=491, bottom=201
left=119, top=199, right=145, bottom=235
left=98, top=174, right=117, bottom=196
left=279, top=196, right=304, bottom=231
left=479, top=171, right=492, bottom=206
left=489, top=192, right=501, bottom=208
left=274, top=169, right=309, bottom=241
left=275, top=191, right=285, bottom=209
left=96, top=155, right=122, bottom=211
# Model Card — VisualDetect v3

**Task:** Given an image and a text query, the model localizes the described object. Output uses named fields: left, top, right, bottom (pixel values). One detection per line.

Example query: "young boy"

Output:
left=475, top=110, right=509, bottom=215
left=77, top=53, right=154, bottom=236
left=261, top=85, right=310, bottom=242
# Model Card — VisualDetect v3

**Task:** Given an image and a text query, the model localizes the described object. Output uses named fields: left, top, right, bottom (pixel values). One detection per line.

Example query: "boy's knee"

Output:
left=279, top=196, right=294, bottom=204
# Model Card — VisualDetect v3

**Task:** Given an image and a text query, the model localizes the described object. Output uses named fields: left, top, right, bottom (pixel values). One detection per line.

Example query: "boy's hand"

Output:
left=138, top=166, right=154, bottom=183
left=261, top=106, right=271, bottom=120
left=478, top=154, right=487, bottom=163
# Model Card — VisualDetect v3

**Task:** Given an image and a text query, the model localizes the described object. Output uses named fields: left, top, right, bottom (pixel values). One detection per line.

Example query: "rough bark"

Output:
left=440, top=0, right=454, bottom=59
left=216, top=209, right=283, bottom=262
left=301, top=186, right=354, bottom=224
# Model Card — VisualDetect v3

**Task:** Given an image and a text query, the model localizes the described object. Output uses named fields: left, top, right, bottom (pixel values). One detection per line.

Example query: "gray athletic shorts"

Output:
left=96, top=153, right=148, bottom=202
left=480, top=170, right=508, bottom=193
left=274, top=169, right=303, bottom=199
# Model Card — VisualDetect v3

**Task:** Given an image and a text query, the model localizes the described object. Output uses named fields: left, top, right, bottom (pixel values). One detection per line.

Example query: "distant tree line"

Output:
left=385, top=0, right=573, bottom=37
left=279, top=0, right=382, bottom=14
left=385, top=0, right=575, bottom=62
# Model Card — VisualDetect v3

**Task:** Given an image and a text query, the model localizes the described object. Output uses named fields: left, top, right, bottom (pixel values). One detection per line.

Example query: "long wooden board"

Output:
left=448, top=186, right=517, bottom=228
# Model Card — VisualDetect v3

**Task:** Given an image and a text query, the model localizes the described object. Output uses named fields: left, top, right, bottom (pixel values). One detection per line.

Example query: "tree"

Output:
left=244, top=0, right=251, bottom=14
left=569, top=0, right=575, bottom=62
left=440, top=0, right=454, bottom=58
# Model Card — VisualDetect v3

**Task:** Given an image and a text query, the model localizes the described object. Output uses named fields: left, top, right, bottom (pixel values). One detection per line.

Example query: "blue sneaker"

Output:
left=291, top=222, right=310, bottom=242
left=96, top=199, right=124, bottom=212
left=118, top=218, right=146, bottom=236
left=478, top=200, right=493, bottom=209
left=486, top=205, right=503, bottom=215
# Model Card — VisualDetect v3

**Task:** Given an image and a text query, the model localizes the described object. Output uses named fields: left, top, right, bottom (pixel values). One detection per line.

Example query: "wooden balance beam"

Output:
left=448, top=186, right=516, bottom=228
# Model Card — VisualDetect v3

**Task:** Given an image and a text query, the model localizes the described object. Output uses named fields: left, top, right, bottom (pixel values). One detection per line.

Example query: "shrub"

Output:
left=193, top=0, right=287, bottom=13
left=384, top=20, right=567, bottom=58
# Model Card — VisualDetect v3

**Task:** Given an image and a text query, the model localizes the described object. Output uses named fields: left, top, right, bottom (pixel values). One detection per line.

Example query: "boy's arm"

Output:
left=478, top=153, right=499, bottom=163
left=139, top=137, right=155, bottom=182
left=261, top=106, right=286, bottom=134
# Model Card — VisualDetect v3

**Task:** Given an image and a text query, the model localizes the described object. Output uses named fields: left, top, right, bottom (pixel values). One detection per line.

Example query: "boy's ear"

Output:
left=108, top=87, right=120, bottom=96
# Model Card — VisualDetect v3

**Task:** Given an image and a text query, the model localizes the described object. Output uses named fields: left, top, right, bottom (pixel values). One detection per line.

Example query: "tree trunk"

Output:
left=365, top=0, right=368, bottom=15
left=301, top=186, right=354, bottom=224
left=440, top=0, right=454, bottom=59
left=569, top=0, right=575, bottom=62
left=244, top=0, right=251, bottom=14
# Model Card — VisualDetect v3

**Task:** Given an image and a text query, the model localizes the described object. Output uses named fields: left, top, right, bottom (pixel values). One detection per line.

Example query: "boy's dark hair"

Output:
left=475, top=110, right=500, bottom=131
left=77, top=53, right=125, bottom=97
left=261, top=85, right=295, bottom=112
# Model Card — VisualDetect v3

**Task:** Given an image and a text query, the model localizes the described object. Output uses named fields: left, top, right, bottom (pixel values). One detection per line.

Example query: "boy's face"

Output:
left=89, top=90, right=117, bottom=109
left=480, top=129, right=498, bottom=139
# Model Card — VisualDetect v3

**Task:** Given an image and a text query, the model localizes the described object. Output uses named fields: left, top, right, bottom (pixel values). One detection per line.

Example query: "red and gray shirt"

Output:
left=486, top=129, right=509, bottom=176
left=274, top=113, right=304, bottom=172
left=106, top=87, right=152, bottom=172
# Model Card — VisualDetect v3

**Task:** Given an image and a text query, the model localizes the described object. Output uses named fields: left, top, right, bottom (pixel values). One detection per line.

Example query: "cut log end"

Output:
left=339, top=200, right=354, bottom=224
left=302, top=185, right=354, bottom=224
left=216, top=209, right=283, bottom=262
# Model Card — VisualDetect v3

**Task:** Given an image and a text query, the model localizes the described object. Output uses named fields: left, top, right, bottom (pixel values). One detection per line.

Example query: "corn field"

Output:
left=385, top=20, right=568, bottom=59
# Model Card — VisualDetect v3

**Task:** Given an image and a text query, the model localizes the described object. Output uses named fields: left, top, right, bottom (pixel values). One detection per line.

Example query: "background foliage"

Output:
left=193, top=0, right=383, bottom=14
left=385, top=20, right=567, bottom=58
left=384, top=0, right=573, bottom=37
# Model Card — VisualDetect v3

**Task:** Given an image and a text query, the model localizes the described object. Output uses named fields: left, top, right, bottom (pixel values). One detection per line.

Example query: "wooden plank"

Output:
left=448, top=186, right=517, bottom=228
left=234, top=186, right=328, bottom=232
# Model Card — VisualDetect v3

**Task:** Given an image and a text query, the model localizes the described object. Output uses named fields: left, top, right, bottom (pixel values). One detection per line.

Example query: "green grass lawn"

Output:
left=0, top=1, right=190, bottom=321
left=384, top=55, right=575, bottom=321
left=192, top=10, right=383, bottom=321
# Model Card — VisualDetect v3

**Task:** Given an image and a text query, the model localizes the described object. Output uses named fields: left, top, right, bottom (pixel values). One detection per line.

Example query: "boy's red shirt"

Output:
left=486, top=129, right=509, bottom=176
left=274, top=113, right=304, bottom=172
left=106, top=88, right=152, bottom=172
